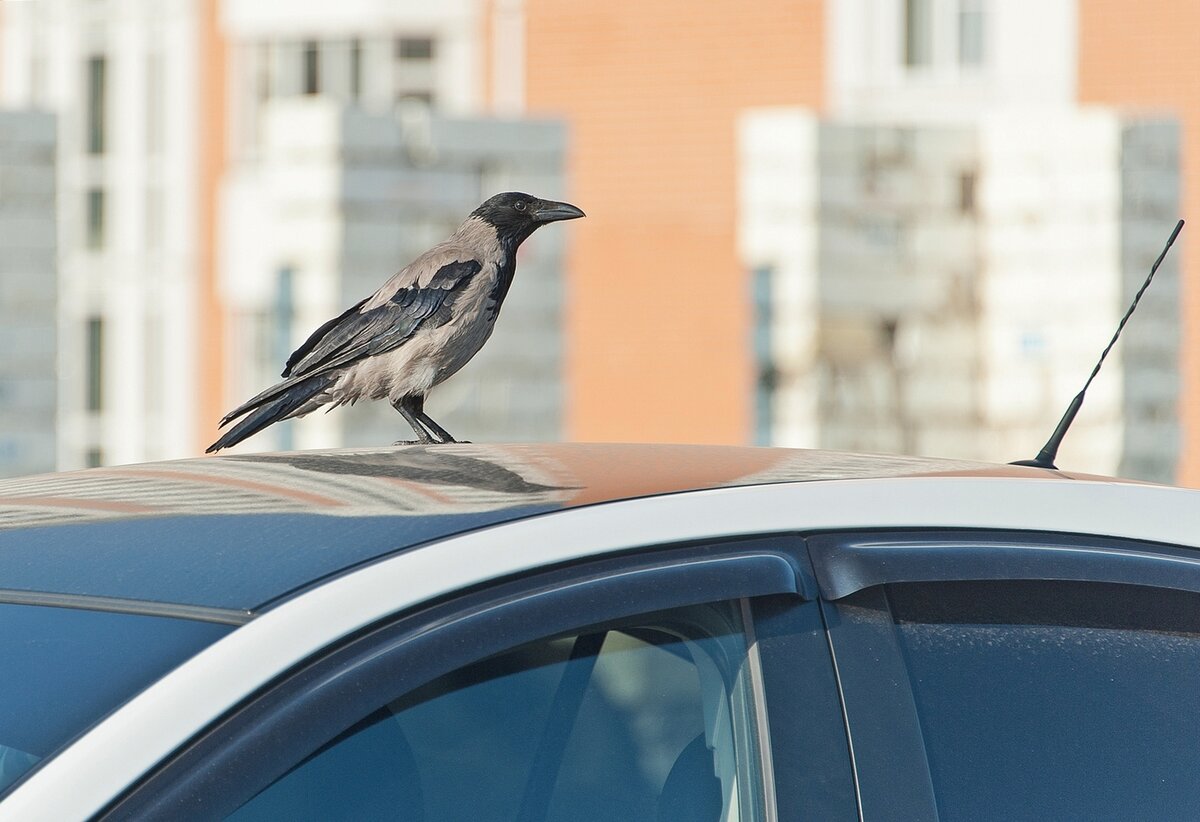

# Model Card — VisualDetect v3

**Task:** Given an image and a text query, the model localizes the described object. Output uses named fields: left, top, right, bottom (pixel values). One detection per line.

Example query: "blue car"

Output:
left=2, top=443, right=1200, bottom=821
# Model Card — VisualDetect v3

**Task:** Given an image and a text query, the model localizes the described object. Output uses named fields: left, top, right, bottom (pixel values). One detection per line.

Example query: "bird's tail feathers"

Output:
left=207, top=373, right=336, bottom=453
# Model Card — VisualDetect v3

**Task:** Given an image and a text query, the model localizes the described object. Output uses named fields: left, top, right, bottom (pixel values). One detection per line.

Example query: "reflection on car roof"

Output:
left=0, top=443, right=1043, bottom=531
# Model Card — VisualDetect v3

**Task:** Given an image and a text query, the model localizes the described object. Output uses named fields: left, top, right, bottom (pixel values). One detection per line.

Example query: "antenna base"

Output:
left=1009, top=458, right=1059, bottom=470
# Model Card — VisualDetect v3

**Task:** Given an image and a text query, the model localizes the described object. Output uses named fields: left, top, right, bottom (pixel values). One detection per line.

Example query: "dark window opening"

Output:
left=958, top=170, right=977, bottom=214
left=349, top=39, right=363, bottom=101
left=86, top=316, right=104, bottom=412
left=396, top=36, right=435, bottom=61
left=86, top=188, right=106, bottom=250
left=302, top=41, right=320, bottom=95
left=86, top=55, right=107, bottom=153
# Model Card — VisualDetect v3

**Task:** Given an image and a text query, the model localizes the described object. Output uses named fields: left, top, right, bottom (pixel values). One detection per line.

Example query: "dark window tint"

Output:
left=229, top=603, right=762, bottom=821
left=0, top=604, right=231, bottom=795
left=888, top=580, right=1200, bottom=821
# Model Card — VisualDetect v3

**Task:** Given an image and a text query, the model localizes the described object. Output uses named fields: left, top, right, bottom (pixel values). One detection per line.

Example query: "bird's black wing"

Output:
left=283, top=259, right=483, bottom=379
left=219, top=259, right=481, bottom=428
left=282, top=298, right=367, bottom=377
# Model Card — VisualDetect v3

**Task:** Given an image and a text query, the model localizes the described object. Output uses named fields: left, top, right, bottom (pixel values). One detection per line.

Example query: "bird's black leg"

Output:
left=411, top=395, right=459, bottom=444
left=391, top=396, right=438, bottom=444
left=415, top=410, right=458, bottom=443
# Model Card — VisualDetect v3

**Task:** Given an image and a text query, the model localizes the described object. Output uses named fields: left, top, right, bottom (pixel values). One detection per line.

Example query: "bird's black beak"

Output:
left=533, top=199, right=586, bottom=223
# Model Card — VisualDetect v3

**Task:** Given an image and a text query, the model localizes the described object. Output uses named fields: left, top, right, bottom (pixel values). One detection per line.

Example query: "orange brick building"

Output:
left=1077, top=0, right=1200, bottom=483
left=523, top=1, right=826, bottom=444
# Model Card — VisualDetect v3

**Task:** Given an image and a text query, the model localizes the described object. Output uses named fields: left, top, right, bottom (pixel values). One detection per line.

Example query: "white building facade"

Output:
left=739, top=0, right=1182, bottom=481
left=1, top=0, right=206, bottom=468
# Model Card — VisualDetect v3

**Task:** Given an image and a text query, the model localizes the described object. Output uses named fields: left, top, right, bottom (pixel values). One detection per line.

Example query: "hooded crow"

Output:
left=207, top=192, right=584, bottom=452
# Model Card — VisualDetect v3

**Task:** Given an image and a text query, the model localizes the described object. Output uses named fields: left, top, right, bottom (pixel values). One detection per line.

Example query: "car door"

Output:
left=99, top=535, right=856, bottom=821
left=810, top=529, right=1200, bottom=822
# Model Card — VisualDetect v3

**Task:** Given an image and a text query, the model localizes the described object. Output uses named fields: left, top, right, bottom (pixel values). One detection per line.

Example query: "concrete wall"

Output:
left=0, top=110, right=57, bottom=476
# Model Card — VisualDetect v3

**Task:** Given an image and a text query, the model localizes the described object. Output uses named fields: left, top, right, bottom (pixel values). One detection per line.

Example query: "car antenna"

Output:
left=1012, top=219, right=1185, bottom=470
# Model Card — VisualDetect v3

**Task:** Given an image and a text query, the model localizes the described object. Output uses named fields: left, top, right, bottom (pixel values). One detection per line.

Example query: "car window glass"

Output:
left=228, top=601, right=764, bottom=822
left=887, top=580, right=1200, bottom=821
left=0, top=603, right=231, bottom=796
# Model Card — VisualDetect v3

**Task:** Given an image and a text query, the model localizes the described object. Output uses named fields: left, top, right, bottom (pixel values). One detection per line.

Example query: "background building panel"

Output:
left=0, top=109, right=57, bottom=477
left=739, top=109, right=1180, bottom=481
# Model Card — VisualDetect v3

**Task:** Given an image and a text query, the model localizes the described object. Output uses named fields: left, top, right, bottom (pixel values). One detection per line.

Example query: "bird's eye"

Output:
left=514, top=201, right=527, bottom=211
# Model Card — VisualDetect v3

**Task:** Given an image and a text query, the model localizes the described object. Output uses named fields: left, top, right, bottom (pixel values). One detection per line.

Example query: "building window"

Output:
left=396, top=90, right=434, bottom=106
left=86, top=316, right=104, bottom=412
left=753, top=266, right=776, bottom=445
left=396, top=36, right=434, bottom=61
left=85, top=448, right=104, bottom=468
left=86, top=55, right=107, bottom=153
left=903, top=0, right=933, bottom=67
left=350, top=38, right=363, bottom=101
left=958, top=170, right=977, bottom=214
left=86, top=188, right=106, bottom=249
left=302, top=40, right=320, bottom=95
left=958, top=0, right=986, bottom=67
left=146, top=51, right=164, bottom=154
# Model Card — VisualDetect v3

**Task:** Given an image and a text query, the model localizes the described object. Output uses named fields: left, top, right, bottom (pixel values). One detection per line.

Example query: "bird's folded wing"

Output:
left=283, top=258, right=483, bottom=379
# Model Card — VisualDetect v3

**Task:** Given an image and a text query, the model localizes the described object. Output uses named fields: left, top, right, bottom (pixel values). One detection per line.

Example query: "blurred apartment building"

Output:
left=0, top=0, right=563, bottom=470
left=738, top=2, right=1180, bottom=480
left=521, top=0, right=1192, bottom=483
left=0, top=0, right=1195, bottom=482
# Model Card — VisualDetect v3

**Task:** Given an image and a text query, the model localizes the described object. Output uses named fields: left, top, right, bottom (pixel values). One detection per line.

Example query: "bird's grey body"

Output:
left=208, top=193, right=583, bottom=452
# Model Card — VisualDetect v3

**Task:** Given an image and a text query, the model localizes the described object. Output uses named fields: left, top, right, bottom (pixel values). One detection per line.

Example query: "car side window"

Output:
left=885, top=579, right=1200, bottom=821
left=227, top=601, right=765, bottom=822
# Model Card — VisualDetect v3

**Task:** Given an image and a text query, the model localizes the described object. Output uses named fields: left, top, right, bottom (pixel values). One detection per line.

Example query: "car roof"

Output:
left=0, top=443, right=1115, bottom=614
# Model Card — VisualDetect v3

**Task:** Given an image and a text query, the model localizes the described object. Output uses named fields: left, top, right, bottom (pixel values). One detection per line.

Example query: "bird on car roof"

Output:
left=207, top=192, right=585, bottom=453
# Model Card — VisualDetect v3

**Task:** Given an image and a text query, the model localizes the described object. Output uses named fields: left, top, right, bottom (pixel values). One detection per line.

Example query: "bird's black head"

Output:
left=470, top=192, right=585, bottom=248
